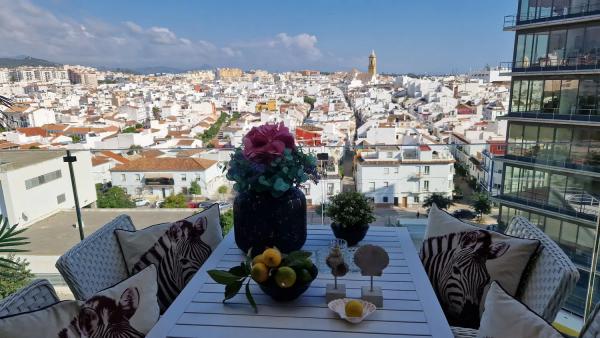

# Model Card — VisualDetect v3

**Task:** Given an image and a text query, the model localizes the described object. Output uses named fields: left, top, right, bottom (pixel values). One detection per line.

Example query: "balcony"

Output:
left=503, top=1, right=600, bottom=31
left=501, top=111, right=600, bottom=124
left=501, top=55, right=600, bottom=75
left=0, top=142, right=598, bottom=326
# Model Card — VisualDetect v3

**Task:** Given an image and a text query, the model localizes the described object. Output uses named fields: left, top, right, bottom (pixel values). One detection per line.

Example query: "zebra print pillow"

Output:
left=420, top=205, right=540, bottom=329
left=115, top=203, right=223, bottom=313
left=0, top=265, right=159, bottom=338
left=0, top=301, right=81, bottom=338
left=478, top=282, right=562, bottom=338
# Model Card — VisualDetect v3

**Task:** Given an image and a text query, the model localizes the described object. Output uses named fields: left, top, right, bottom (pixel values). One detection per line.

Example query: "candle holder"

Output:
left=354, top=244, right=389, bottom=307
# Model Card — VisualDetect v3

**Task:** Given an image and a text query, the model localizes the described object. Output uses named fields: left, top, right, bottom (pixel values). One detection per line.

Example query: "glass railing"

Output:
left=503, top=1, right=600, bottom=28
left=501, top=55, right=600, bottom=72
left=503, top=110, right=600, bottom=122
left=1, top=142, right=599, bottom=319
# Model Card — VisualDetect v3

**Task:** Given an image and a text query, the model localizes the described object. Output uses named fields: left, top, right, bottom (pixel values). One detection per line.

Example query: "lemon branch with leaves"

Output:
left=208, top=249, right=315, bottom=313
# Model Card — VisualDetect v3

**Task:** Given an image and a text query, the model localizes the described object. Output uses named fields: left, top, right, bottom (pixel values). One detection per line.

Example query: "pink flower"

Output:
left=243, top=122, right=296, bottom=164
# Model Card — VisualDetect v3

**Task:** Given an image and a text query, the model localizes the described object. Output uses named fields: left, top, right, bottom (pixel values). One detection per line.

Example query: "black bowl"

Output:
left=258, top=264, right=318, bottom=301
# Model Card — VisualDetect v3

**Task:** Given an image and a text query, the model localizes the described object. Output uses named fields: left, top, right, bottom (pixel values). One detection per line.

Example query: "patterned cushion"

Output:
left=0, top=265, right=159, bottom=338
left=478, top=281, right=562, bottom=338
left=115, top=203, right=222, bottom=313
left=420, top=205, right=540, bottom=329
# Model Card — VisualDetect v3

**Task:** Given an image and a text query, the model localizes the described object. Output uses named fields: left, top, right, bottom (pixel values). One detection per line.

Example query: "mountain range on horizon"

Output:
left=0, top=56, right=213, bottom=75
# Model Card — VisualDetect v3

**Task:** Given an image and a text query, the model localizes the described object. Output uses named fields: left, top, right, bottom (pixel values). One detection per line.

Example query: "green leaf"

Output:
left=273, top=178, right=290, bottom=192
left=245, top=281, right=258, bottom=313
left=208, top=270, right=244, bottom=285
left=223, top=280, right=244, bottom=302
left=229, top=264, right=248, bottom=278
left=258, top=175, right=270, bottom=186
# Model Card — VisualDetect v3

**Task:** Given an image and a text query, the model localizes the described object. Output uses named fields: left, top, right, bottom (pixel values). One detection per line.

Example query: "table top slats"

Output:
left=147, top=225, right=452, bottom=338
left=176, top=313, right=432, bottom=335
left=190, top=291, right=426, bottom=311
left=184, top=302, right=428, bottom=322
left=168, top=325, right=432, bottom=338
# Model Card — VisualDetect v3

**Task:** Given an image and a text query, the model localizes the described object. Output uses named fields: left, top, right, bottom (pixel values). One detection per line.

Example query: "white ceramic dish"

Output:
left=328, top=298, right=376, bottom=324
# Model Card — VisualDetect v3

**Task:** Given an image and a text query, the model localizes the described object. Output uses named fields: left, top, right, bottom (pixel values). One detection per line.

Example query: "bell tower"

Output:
left=368, top=50, right=377, bottom=77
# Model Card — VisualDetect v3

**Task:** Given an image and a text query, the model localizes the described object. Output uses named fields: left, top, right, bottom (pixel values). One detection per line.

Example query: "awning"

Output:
left=144, top=173, right=174, bottom=179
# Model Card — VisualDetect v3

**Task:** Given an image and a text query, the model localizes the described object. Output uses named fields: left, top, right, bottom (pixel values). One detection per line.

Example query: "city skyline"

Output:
left=0, top=0, right=515, bottom=74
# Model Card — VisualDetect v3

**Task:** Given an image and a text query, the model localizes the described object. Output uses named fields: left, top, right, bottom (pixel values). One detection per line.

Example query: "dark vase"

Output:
left=331, top=223, right=369, bottom=246
left=233, top=187, right=307, bottom=254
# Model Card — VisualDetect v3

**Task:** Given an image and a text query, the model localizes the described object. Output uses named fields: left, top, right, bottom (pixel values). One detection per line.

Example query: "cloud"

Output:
left=0, top=0, right=355, bottom=71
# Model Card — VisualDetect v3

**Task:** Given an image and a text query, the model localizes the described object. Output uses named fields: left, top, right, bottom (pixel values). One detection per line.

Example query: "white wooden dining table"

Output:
left=147, top=225, right=453, bottom=338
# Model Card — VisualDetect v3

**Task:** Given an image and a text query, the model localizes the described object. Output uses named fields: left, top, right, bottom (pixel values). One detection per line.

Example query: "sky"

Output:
left=0, top=0, right=517, bottom=74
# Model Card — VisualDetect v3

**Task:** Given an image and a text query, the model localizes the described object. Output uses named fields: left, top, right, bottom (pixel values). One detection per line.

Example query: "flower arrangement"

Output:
left=226, top=122, right=319, bottom=198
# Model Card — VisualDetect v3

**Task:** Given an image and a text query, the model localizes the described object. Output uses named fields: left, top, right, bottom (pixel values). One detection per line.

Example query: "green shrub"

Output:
left=0, top=255, right=33, bottom=299
left=325, top=192, right=375, bottom=228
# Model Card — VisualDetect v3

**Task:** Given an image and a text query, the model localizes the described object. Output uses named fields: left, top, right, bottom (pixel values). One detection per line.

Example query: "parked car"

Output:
left=198, top=201, right=216, bottom=208
left=218, top=201, right=232, bottom=211
left=452, top=209, right=477, bottom=220
left=133, top=198, right=150, bottom=207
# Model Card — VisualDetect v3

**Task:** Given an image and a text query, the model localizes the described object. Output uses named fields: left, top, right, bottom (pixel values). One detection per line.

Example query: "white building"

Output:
left=110, top=157, right=224, bottom=199
left=0, top=151, right=96, bottom=227
left=355, top=145, right=455, bottom=207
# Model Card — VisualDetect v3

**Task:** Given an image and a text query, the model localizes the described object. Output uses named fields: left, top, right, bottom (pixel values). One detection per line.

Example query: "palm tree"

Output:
left=422, top=193, right=454, bottom=210
left=0, top=215, right=29, bottom=270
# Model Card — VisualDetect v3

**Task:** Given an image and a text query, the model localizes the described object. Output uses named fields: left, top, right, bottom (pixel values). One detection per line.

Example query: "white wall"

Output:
left=356, top=162, right=453, bottom=206
left=0, top=151, right=96, bottom=227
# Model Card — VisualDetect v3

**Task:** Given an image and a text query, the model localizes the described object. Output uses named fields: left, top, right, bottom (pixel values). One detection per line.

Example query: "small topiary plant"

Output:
left=325, top=192, right=376, bottom=228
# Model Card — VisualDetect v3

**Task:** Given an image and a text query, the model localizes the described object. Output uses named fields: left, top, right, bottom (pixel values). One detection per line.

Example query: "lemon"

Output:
left=274, top=266, right=296, bottom=288
left=262, top=248, right=282, bottom=268
left=252, top=254, right=265, bottom=265
left=297, top=268, right=313, bottom=284
left=251, top=262, right=269, bottom=283
left=345, top=300, right=364, bottom=317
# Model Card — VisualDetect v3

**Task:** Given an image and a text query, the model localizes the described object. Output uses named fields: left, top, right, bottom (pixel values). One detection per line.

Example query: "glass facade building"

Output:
left=499, top=1, right=600, bottom=316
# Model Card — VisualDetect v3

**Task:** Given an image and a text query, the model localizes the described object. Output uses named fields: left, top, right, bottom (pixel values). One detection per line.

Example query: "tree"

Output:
left=122, top=126, right=138, bottom=133
left=152, top=106, right=161, bottom=120
left=422, top=193, right=454, bottom=210
left=161, top=193, right=187, bottom=208
left=127, top=145, right=142, bottom=155
left=220, top=209, right=233, bottom=236
left=97, top=186, right=135, bottom=208
left=0, top=255, right=33, bottom=298
left=473, top=193, right=492, bottom=221
left=303, top=96, right=316, bottom=110
left=217, top=185, right=228, bottom=199
left=189, top=181, right=202, bottom=195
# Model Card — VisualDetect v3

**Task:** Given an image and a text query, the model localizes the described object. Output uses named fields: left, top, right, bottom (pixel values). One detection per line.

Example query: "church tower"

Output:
left=368, top=50, right=377, bottom=77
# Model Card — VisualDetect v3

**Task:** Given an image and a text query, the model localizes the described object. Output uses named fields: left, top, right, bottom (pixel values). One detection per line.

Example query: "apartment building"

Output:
left=110, top=157, right=223, bottom=199
left=0, top=151, right=96, bottom=227
left=496, top=0, right=600, bottom=315
left=355, top=145, right=454, bottom=207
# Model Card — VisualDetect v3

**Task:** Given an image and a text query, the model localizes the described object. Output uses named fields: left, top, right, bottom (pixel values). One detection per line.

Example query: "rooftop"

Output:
left=110, top=157, right=218, bottom=172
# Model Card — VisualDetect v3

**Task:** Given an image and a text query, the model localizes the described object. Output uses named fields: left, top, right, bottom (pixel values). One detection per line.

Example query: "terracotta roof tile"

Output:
left=98, top=151, right=130, bottom=164
left=110, top=157, right=217, bottom=172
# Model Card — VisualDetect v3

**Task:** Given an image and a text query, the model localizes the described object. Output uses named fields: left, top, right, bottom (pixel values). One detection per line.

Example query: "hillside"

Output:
left=0, top=56, right=60, bottom=68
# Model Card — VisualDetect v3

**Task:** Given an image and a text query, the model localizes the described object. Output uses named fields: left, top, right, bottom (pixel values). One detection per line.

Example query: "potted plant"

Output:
left=226, top=122, right=319, bottom=253
left=325, top=192, right=375, bottom=246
